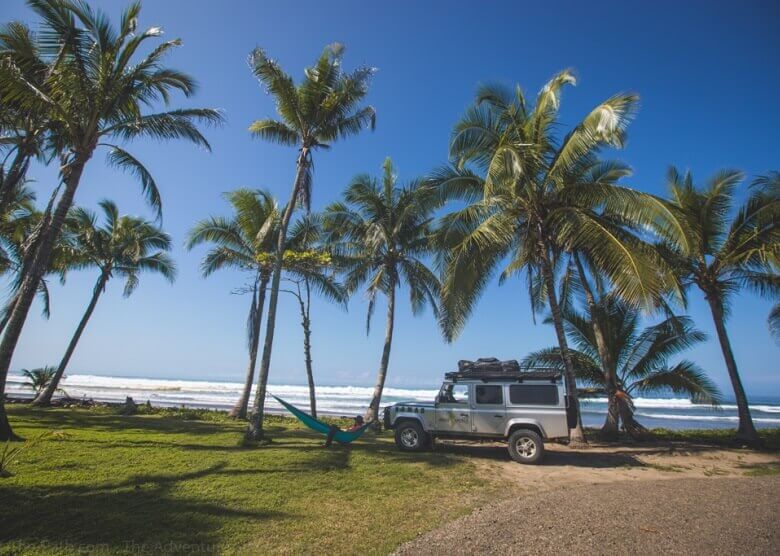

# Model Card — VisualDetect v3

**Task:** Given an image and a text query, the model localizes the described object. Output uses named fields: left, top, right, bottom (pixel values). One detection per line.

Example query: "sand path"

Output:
left=395, top=441, right=779, bottom=555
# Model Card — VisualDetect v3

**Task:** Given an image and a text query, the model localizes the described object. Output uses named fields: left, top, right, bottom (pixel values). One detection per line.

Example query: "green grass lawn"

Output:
left=640, top=427, right=780, bottom=451
left=0, top=406, right=492, bottom=555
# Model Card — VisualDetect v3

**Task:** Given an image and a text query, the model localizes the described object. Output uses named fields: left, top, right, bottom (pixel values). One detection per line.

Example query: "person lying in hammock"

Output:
left=324, top=415, right=365, bottom=448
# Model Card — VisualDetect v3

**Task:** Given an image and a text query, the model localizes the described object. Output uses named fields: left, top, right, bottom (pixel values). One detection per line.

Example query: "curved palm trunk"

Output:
left=300, top=279, right=316, bottom=418
left=615, top=391, right=649, bottom=440
left=539, top=250, right=587, bottom=445
left=0, top=155, right=89, bottom=441
left=573, top=256, right=619, bottom=439
left=707, top=296, right=760, bottom=446
left=0, top=292, right=20, bottom=338
left=230, top=275, right=267, bottom=419
left=246, top=149, right=308, bottom=441
left=366, top=280, right=396, bottom=423
left=33, top=270, right=109, bottom=406
left=603, top=395, right=620, bottom=436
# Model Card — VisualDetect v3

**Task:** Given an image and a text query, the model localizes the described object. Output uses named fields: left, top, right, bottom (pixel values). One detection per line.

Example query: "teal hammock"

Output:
left=272, top=395, right=370, bottom=444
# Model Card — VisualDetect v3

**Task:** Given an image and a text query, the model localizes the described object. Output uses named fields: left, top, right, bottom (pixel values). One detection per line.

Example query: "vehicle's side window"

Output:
left=509, top=384, right=559, bottom=405
left=439, top=383, right=469, bottom=404
left=475, top=385, right=503, bottom=405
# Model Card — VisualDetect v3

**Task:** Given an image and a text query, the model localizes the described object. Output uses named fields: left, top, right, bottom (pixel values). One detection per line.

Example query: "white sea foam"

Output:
left=582, top=396, right=778, bottom=414
left=6, top=373, right=779, bottom=427
left=634, top=412, right=780, bottom=424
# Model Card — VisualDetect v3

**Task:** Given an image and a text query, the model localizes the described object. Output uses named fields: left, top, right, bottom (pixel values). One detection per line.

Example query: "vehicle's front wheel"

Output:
left=394, top=420, right=429, bottom=452
left=507, top=429, right=544, bottom=464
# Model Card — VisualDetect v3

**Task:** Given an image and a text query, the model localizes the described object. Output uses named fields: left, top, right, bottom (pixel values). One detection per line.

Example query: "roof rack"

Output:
left=444, top=368, right=562, bottom=383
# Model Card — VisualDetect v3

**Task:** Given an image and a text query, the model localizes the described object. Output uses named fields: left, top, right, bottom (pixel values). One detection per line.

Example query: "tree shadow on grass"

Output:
left=264, top=431, right=462, bottom=469
left=12, top=407, right=236, bottom=437
left=0, top=462, right=292, bottom=553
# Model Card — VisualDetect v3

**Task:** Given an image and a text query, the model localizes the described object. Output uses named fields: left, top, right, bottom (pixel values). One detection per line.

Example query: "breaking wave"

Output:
left=6, top=373, right=779, bottom=428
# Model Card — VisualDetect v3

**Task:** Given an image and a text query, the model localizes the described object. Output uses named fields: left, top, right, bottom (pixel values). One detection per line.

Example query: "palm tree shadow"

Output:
left=14, top=408, right=235, bottom=436
left=431, top=441, right=648, bottom=468
left=266, top=433, right=462, bottom=469
left=0, top=462, right=292, bottom=551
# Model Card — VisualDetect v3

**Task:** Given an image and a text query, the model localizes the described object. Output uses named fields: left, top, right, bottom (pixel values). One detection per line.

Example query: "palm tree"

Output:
left=245, top=43, right=375, bottom=440
left=280, top=214, right=347, bottom=418
left=523, top=298, right=721, bottom=438
left=431, top=74, right=678, bottom=443
left=755, top=172, right=780, bottom=345
left=0, top=20, right=51, bottom=214
left=657, top=168, right=779, bottom=446
left=186, top=189, right=281, bottom=420
left=0, top=0, right=221, bottom=440
left=558, top=254, right=624, bottom=437
left=21, top=366, right=59, bottom=395
left=0, top=182, right=37, bottom=276
left=323, top=158, right=440, bottom=423
left=32, top=200, right=175, bottom=406
left=0, top=184, right=72, bottom=335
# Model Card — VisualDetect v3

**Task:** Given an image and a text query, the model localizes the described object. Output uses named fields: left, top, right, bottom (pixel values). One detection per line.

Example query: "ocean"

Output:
left=6, top=372, right=780, bottom=430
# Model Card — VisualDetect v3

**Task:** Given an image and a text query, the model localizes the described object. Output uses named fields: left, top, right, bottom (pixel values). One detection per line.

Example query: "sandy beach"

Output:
left=396, top=440, right=780, bottom=555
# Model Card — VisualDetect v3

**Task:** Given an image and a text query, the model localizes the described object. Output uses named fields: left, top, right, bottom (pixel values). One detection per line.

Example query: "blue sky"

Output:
left=4, top=0, right=779, bottom=395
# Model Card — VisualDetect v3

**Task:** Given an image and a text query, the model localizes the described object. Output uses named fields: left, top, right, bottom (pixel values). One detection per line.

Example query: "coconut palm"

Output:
left=245, top=43, right=375, bottom=440
left=431, top=74, right=679, bottom=443
left=754, top=172, right=780, bottom=345
left=186, top=189, right=281, bottom=420
left=21, top=366, right=59, bottom=395
left=323, top=158, right=440, bottom=422
left=557, top=254, right=623, bottom=437
left=0, top=20, right=51, bottom=214
left=0, top=184, right=71, bottom=335
left=523, top=297, right=720, bottom=437
left=33, top=200, right=175, bottom=406
left=657, top=168, right=780, bottom=446
left=280, top=214, right=347, bottom=418
left=0, top=0, right=221, bottom=440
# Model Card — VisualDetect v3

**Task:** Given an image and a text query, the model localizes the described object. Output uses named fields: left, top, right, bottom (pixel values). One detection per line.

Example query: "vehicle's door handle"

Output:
left=493, top=414, right=502, bottom=418
left=459, top=413, right=468, bottom=417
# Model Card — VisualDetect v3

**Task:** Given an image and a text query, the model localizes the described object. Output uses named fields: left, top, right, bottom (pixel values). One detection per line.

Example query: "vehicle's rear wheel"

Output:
left=507, top=429, right=544, bottom=464
left=394, top=420, right=429, bottom=452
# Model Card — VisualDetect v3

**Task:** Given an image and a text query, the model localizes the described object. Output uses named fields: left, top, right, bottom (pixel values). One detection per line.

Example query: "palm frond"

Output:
left=630, top=361, right=722, bottom=405
left=104, top=145, right=161, bottom=218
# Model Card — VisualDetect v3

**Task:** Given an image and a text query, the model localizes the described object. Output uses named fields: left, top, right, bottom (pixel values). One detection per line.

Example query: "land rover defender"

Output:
left=383, top=358, right=575, bottom=463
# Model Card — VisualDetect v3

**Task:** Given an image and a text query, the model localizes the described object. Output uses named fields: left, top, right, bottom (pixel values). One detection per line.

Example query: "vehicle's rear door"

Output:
left=507, top=383, right=568, bottom=438
left=471, top=384, right=506, bottom=436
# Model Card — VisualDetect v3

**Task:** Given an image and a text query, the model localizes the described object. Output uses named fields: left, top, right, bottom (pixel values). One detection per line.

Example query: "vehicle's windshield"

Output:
left=438, top=383, right=469, bottom=404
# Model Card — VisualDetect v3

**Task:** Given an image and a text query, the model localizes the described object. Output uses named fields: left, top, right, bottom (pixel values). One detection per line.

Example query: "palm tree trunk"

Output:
left=366, top=278, right=396, bottom=423
left=246, top=149, right=309, bottom=441
left=0, top=292, right=20, bottom=337
left=706, top=295, right=760, bottom=446
left=230, top=275, right=267, bottom=420
left=33, top=270, right=109, bottom=407
left=573, top=255, right=619, bottom=439
left=0, top=155, right=89, bottom=441
left=539, top=250, right=587, bottom=445
left=603, top=397, right=620, bottom=436
left=299, top=279, right=316, bottom=418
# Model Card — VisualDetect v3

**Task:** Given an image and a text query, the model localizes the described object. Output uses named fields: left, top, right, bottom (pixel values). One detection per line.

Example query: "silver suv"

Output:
left=383, top=360, right=574, bottom=464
